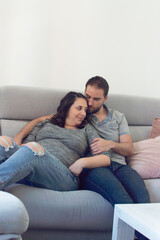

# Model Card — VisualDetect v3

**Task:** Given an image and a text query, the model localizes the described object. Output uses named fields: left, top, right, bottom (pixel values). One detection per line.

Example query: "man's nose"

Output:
left=88, top=99, right=93, bottom=106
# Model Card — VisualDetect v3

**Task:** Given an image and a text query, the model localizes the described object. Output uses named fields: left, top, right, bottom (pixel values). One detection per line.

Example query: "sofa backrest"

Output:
left=107, top=94, right=160, bottom=142
left=0, top=86, right=160, bottom=142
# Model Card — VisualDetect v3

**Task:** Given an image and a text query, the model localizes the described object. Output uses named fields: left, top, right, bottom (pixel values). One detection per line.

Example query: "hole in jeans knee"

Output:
left=0, top=136, right=13, bottom=151
left=24, top=142, right=45, bottom=156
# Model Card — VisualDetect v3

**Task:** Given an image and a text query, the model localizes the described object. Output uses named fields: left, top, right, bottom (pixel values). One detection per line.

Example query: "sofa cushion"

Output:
left=127, top=136, right=160, bottom=179
left=144, top=179, right=160, bottom=202
left=6, top=184, right=113, bottom=231
left=0, top=119, right=28, bottom=138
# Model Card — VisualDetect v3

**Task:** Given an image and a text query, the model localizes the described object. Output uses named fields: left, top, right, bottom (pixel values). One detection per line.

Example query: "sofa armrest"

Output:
left=0, top=191, right=29, bottom=239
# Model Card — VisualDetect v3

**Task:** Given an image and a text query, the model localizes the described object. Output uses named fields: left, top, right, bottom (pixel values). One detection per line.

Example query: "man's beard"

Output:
left=88, top=104, right=103, bottom=114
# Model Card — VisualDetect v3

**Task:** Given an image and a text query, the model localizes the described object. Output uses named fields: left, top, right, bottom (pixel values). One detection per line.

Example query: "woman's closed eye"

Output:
left=76, top=106, right=88, bottom=112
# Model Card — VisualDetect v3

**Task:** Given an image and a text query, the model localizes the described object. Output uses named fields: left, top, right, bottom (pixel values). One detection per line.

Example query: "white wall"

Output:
left=0, top=0, right=160, bottom=97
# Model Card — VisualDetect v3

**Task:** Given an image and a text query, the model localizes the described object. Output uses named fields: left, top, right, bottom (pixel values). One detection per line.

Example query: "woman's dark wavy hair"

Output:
left=51, top=91, right=88, bottom=129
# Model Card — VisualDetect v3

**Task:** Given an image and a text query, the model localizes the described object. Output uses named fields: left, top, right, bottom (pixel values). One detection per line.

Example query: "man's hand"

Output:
left=13, top=114, right=53, bottom=146
left=13, top=135, right=22, bottom=146
left=91, top=138, right=113, bottom=154
left=91, top=135, right=134, bottom=157
left=69, top=159, right=84, bottom=176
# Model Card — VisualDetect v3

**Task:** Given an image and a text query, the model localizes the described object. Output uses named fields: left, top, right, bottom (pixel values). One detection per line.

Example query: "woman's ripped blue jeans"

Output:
left=0, top=137, right=78, bottom=191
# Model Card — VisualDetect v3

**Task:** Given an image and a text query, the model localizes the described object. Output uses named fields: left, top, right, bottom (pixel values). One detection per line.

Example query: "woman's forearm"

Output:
left=69, top=155, right=110, bottom=176
left=80, top=155, right=110, bottom=168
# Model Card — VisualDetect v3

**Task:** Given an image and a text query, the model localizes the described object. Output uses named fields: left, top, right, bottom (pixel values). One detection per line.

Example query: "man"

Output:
left=14, top=76, right=150, bottom=240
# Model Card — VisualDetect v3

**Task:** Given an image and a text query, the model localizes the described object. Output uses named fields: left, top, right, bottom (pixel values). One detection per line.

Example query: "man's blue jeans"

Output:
left=80, top=162, right=151, bottom=240
left=80, top=162, right=150, bottom=205
left=0, top=139, right=78, bottom=191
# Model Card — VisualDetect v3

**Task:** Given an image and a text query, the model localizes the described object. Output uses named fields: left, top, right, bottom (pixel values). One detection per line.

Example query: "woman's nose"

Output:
left=81, top=110, right=86, bottom=116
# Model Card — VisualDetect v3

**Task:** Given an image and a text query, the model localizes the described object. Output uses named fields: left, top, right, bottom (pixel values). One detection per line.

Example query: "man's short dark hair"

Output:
left=85, top=76, right=109, bottom=97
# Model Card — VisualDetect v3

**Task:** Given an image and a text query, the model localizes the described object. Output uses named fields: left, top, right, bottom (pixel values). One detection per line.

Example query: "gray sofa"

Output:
left=0, top=85, right=160, bottom=240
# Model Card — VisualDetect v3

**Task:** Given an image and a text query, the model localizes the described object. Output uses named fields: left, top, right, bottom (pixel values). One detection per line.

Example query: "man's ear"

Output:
left=104, top=95, right=108, bottom=102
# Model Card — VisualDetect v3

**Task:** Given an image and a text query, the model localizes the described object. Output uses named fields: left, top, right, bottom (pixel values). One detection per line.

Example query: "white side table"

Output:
left=112, top=203, right=160, bottom=240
